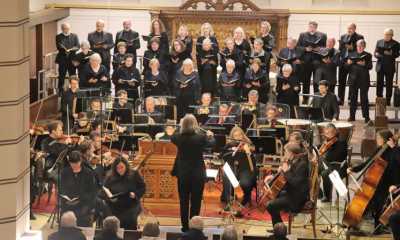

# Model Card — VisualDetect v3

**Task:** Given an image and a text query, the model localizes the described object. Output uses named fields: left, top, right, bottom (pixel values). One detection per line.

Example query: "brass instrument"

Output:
left=198, top=106, right=210, bottom=115
left=240, top=103, right=257, bottom=112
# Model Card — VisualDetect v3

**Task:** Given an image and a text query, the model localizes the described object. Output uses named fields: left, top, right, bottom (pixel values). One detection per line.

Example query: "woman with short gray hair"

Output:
left=79, top=52, right=110, bottom=94
left=94, top=216, right=122, bottom=240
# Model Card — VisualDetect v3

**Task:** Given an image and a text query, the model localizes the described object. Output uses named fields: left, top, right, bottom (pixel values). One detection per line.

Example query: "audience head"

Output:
left=103, top=216, right=120, bottom=235
left=60, top=211, right=77, bottom=228
left=384, top=28, right=394, bottom=41
left=142, top=221, right=160, bottom=237
left=189, top=216, right=204, bottom=231
left=221, top=225, right=238, bottom=240
left=180, top=114, right=199, bottom=134
left=347, top=23, right=357, bottom=35
left=96, top=19, right=105, bottom=32
left=272, top=223, right=288, bottom=239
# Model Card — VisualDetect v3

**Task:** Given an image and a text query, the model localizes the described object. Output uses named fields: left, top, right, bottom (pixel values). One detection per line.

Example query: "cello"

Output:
left=342, top=142, right=390, bottom=227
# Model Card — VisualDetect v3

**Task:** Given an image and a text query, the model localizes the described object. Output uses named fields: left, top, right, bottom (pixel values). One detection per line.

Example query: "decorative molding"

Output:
left=289, top=9, right=400, bottom=15
left=179, top=0, right=260, bottom=11
left=0, top=204, right=30, bottom=225
left=0, top=167, right=30, bottom=186
left=0, top=131, right=29, bottom=147
left=0, top=94, right=29, bottom=107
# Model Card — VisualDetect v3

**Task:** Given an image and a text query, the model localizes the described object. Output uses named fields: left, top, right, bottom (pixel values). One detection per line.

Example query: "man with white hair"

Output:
left=221, top=225, right=238, bottom=240
left=88, top=19, right=114, bottom=73
left=277, top=37, right=304, bottom=81
left=55, top=22, right=80, bottom=94
left=114, top=19, right=140, bottom=57
left=375, top=28, right=400, bottom=106
left=48, top=211, right=86, bottom=240
left=181, top=216, right=207, bottom=240
left=314, top=37, right=340, bottom=92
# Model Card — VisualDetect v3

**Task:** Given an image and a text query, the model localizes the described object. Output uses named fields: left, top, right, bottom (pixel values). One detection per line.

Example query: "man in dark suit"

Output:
left=55, top=23, right=80, bottom=93
left=297, top=21, right=327, bottom=102
left=375, top=28, right=400, bottom=105
left=312, top=80, right=339, bottom=121
left=114, top=20, right=140, bottom=58
left=277, top=38, right=304, bottom=82
left=171, top=114, right=215, bottom=232
left=314, top=38, right=340, bottom=92
left=88, top=19, right=114, bottom=73
left=338, top=23, right=364, bottom=105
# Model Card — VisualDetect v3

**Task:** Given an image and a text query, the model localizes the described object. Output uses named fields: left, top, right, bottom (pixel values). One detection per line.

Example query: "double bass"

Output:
left=342, top=142, right=390, bottom=227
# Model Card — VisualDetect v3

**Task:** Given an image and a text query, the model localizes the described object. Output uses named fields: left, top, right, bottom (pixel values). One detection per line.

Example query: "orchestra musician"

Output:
left=258, top=105, right=284, bottom=127
left=60, top=75, right=79, bottom=132
left=144, top=58, right=169, bottom=97
left=111, top=42, right=127, bottom=71
left=174, top=59, right=201, bottom=119
left=112, top=53, right=141, bottom=101
left=143, top=37, right=169, bottom=76
left=276, top=64, right=300, bottom=117
left=143, top=96, right=164, bottom=124
left=155, top=120, right=177, bottom=141
left=55, top=23, right=80, bottom=93
left=318, top=123, right=348, bottom=202
left=112, top=90, right=133, bottom=124
left=347, top=129, right=400, bottom=234
left=114, top=20, right=140, bottom=58
left=345, top=39, right=372, bottom=123
left=41, top=121, right=71, bottom=170
left=265, top=142, right=310, bottom=226
left=241, top=90, right=265, bottom=118
left=72, top=41, right=94, bottom=75
left=297, top=21, right=327, bottom=101
left=87, top=19, right=114, bottom=73
left=169, top=39, right=191, bottom=92
left=60, top=151, right=97, bottom=227
left=176, top=25, right=193, bottom=58
left=79, top=53, right=110, bottom=95
left=258, top=21, right=275, bottom=53
left=207, top=104, right=235, bottom=125
left=338, top=23, right=364, bottom=105
left=87, top=98, right=105, bottom=123
left=171, top=114, right=215, bottom=232
left=311, top=80, right=339, bottom=121
left=375, top=28, right=400, bottom=106
left=313, top=37, right=340, bottom=92
left=102, top=157, right=146, bottom=230
left=196, top=23, right=219, bottom=55
left=243, top=58, right=269, bottom=103
left=146, top=19, right=169, bottom=55
left=218, top=59, right=241, bottom=102
left=220, top=37, right=245, bottom=75
left=221, top=126, right=256, bottom=208
left=277, top=38, right=304, bottom=81
left=197, top=37, right=218, bottom=96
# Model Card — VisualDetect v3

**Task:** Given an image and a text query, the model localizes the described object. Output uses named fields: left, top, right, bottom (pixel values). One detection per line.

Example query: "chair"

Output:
left=166, top=232, right=183, bottom=240
left=123, top=230, right=142, bottom=240
left=288, top=160, right=319, bottom=238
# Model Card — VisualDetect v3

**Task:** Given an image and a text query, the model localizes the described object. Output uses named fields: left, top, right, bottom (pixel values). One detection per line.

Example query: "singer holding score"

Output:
left=171, top=114, right=215, bottom=232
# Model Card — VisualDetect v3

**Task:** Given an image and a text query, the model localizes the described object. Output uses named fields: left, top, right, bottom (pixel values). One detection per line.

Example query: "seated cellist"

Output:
left=347, top=129, right=400, bottom=234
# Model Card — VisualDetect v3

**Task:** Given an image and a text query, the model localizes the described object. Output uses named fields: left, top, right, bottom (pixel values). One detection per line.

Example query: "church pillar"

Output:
left=0, top=0, right=31, bottom=239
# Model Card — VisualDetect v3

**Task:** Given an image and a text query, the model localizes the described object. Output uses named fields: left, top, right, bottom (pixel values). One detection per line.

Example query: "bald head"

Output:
left=60, top=211, right=77, bottom=228
left=96, top=19, right=105, bottom=32
left=123, top=19, right=132, bottom=31
left=347, top=23, right=356, bottom=35
left=61, top=23, right=71, bottom=34
left=189, top=216, right=204, bottom=231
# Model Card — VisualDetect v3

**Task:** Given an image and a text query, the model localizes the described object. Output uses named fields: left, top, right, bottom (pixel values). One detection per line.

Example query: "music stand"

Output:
left=249, top=136, right=277, bottom=155
left=294, top=106, right=324, bottom=123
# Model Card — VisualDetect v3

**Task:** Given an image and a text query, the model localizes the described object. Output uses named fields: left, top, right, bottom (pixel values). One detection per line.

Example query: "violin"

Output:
left=318, top=137, right=337, bottom=157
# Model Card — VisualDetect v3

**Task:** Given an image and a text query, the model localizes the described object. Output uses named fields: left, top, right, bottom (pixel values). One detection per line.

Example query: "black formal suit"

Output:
left=48, top=227, right=86, bottom=240
left=60, top=165, right=97, bottom=227
left=112, top=65, right=141, bottom=101
left=277, top=47, right=305, bottom=81
left=114, top=29, right=140, bottom=56
left=102, top=170, right=145, bottom=230
left=319, top=139, right=348, bottom=200
left=346, top=51, right=373, bottom=120
left=171, top=131, right=215, bottom=231
left=218, top=70, right=241, bottom=102
left=111, top=102, right=133, bottom=124
left=338, top=32, right=364, bottom=103
left=311, top=92, right=339, bottom=120
left=375, top=39, right=400, bottom=104
left=314, top=47, right=340, bottom=92
left=174, top=71, right=201, bottom=119
left=352, top=146, right=400, bottom=227
left=60, top=88, right=77, bottom=132
left=55, top=33, right=80, bottom=91
left=87, top=31, right=114, bottom=73
left=266, top=155, right=310, bottom=225
left=79, top=63, right=110, bottom=94
left=297, top=31, right=327, bottom=95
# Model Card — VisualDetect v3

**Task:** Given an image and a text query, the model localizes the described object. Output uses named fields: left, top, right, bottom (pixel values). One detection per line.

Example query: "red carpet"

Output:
left=33, top=191, right=286, bottom=222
